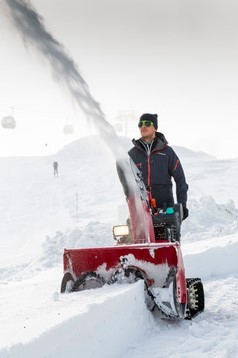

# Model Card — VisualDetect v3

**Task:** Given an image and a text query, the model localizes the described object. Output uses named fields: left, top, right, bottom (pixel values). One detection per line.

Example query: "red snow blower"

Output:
left=60, top=158, right=204, bottom=319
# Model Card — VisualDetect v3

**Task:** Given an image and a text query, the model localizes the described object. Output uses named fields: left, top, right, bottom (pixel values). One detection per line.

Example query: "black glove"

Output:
left=182, top=205, right=189, bottom=220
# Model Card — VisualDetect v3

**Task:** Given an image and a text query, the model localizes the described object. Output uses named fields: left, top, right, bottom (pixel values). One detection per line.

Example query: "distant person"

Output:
left=128, top=113, right=189, bottom=220
left=53, top=161, right=58, bottom=177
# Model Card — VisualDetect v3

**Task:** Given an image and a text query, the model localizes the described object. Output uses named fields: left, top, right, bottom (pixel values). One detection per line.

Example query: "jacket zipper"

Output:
left=147, top=153, right=151, bottom=188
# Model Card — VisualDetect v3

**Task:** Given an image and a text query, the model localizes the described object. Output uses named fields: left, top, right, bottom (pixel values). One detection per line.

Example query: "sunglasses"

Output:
left=138, top=121, right=154, bottom=128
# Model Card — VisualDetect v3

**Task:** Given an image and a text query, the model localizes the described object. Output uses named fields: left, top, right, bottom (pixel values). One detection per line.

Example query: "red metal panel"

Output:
left=63, top=243, right=179, bottom=279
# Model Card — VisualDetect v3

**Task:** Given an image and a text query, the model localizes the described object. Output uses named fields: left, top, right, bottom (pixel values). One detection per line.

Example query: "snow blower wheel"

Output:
left=60, top=272, right=75, bottom=293
left=186, top=278, right=205, bottom=319
left=71, top=272, right=105, bottom=292
left=124, top=267, right=156, bottom=311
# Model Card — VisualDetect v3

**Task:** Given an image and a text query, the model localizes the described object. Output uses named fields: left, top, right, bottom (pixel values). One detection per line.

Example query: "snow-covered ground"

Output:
left=1, top=135, right=238, bottom=357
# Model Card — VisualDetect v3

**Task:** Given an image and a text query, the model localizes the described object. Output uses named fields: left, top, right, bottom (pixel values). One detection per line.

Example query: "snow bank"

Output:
left=184, top=234, right=238, bottom=279
left=34, top=195, right=238, bottom=274
left=40, top=222, right=113, bottom=268
left=0, top=281, right=154, bottom=358
left=182, top=196, right=238, bottom=241
left=9, top=194, right=236, bottom=283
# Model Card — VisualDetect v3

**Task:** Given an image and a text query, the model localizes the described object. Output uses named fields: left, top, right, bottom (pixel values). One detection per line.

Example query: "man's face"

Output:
left=138, top=121, right=156, bottom=141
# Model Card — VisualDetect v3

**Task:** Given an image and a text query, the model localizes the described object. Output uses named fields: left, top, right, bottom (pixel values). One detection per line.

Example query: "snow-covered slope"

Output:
left=1, top=135, right=238, bottom=357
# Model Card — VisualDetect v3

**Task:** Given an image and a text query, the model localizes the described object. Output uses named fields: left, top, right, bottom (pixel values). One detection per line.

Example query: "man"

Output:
left=53, top=161, right=59, bottom=177
left=128, top=113, right=189, bottom=220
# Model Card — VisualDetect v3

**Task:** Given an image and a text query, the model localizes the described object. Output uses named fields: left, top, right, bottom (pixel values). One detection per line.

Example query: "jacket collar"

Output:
left=132, top=132, right=168, bottom=152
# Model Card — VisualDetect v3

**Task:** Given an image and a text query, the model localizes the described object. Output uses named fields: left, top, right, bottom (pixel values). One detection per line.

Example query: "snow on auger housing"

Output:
left=60, top=158, right=205, bottom=319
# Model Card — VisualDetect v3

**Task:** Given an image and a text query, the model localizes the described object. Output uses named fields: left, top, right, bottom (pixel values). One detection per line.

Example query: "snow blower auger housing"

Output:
left=61, top=158, right=205, bottom=319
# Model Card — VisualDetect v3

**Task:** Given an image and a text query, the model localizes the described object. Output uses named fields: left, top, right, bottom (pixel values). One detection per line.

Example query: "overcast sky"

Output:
left=0, top=0, right=238, bottom=158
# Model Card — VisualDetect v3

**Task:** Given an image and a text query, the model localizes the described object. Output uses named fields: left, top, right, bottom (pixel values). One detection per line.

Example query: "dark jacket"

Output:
left=128, top=132, right=188, bottom=208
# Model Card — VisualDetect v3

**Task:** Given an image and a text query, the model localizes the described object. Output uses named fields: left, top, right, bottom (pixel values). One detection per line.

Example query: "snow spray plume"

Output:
left=5, top=0, right=121, bottom=153
left=4, top=0, right=149, bottom=239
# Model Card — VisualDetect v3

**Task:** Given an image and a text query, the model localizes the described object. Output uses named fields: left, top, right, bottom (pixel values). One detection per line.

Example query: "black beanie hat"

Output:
left=139, top=113, right=158, bottom=130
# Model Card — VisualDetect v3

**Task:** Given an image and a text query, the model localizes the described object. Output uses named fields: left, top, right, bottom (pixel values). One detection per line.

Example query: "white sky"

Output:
left=0, top=0, right=238, bottom=158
